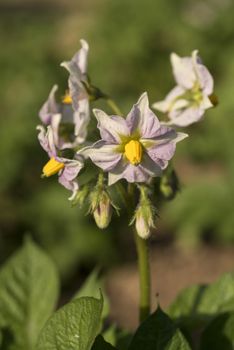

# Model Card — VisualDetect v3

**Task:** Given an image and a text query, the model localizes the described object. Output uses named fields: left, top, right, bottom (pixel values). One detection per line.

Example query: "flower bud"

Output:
left=93, top=192, right=112, bottom=229
left=131, top=185, right=156, bottom=239
left=135, top=210, right=151, bottom=239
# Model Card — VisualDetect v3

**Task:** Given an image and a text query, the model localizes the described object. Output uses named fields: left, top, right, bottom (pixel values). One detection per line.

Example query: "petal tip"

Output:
left=92, top=108, right=108, bottom=121
left=60, top=61, right=68, bottom=69
left=170, top=52, right=179, bottom=63
left=139, top=91, right=148, bottom=102
left=80, top=39, right=89, bottom=50
left=176, top=132, right=189, bottom=142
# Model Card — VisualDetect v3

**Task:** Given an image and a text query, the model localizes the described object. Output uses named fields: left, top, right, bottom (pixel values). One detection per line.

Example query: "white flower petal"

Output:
left=108, top=159, right=150, bottom=185
left=83, top=140, right=122, bottom=171
left=73, top=98, right=90, bottom=143
left=152, top=100, right=170, bottom=113
left=77, top=39, right=89, bottom=74
left=39, top=85, right=59, bottom=125
left=152, top=86, right=187, bottom=113
left=60, top=39, right=89, bottom=76
left=170, top=52, right=196, bottom=89
left=169, top=105, right=205, bottom=127
left=37, top=124, right=57, bottom=158
left=126, top=92, right=161, bottom=138
left=93, top=109, right=129, bottom=143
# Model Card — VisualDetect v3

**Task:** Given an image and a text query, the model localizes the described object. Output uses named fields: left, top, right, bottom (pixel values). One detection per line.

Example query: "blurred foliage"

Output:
left=2, top=239, right=234, bottom=349
left=1, top=0, right=234, bottom=281
left=168, top=272, right=234, bottom=348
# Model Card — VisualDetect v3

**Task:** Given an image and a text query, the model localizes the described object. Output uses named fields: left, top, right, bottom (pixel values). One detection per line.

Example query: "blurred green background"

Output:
left=0, top=0, right=234, bottom=283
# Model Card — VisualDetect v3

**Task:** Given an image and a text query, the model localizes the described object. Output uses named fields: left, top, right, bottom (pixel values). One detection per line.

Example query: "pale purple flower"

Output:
left=38, top=40, right=90, bottom=148
left=81, top=92, right=187, bottom=185
left=37, top=125, right=83, bottom=200
left=61, top=39, right=90, bottom=143
left=152, top=50, right=214, bottom=127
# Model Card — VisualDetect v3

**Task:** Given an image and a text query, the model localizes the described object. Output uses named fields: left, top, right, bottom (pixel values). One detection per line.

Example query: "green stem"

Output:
left=106, top=98, right=123, bottom=116
left=134, top=229, right=151, bottom=323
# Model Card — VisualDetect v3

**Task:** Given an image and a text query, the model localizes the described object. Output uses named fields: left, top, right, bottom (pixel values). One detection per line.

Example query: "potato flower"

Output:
left=81, top=92, right=187, bottom=185
left=38, top=40, right=90, bottom=148
left=152, top=50, right=214, bottom=127
left=37, top=124, right=83, bottom=200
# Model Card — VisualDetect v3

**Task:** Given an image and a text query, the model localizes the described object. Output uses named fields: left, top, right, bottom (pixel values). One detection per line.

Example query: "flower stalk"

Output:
left=106, top=97, right=123, bottom=116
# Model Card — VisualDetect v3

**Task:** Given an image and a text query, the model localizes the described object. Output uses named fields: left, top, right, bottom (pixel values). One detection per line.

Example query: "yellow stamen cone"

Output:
left=43, top=157, right=65, bottom=177
left=124, top=140, right=142, bottom=165
left=62, top=91, right=72, bottom=104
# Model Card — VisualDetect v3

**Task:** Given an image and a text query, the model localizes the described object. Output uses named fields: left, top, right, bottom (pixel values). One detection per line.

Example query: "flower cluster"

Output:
left=37, top=41, right=216, bottom=237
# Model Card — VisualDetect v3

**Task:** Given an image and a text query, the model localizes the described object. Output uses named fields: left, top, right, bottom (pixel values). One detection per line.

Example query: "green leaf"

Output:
left=74, top=269, right=109, bottom=320
left=200, top=312, right=234, bottom=350
left=91, top=335, right=117, bottom=349
left=37, top=295, right=103, bottom=350
left=128, top=307, right=191, bottom=350
left=169, top=272, right=234, bottom=323
left=0, top=238, right=59, bottom=350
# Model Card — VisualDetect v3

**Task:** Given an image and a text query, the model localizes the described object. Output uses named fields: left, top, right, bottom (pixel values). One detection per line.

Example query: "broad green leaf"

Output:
left=169, top=272, right=234, bottom=321
left=200, top=312, right=234, bottom=350
left=0, top=238, right=59, bottom=350
left=37, top=295, right=103, bottom=350
left=74, top=269, right=109, bottom=320
left=91, top=335, right=117, bottom=349
left=128, top=307, right=191, bottom=350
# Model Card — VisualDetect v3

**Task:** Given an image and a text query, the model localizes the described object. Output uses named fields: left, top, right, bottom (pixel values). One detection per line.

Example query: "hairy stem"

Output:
left=134, top=229, right=151, bottom=322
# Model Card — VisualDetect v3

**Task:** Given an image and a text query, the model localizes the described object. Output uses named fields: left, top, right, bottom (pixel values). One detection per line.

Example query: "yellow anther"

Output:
left=62, top=91, right=72, bottom=104
left=42, top=157, right=65, bottom=177
left=124, top=140, right=142, bottom=165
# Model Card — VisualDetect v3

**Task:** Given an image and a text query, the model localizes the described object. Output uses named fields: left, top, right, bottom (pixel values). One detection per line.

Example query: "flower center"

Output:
left=43, top=157, right=65, bottom=177
left=191, top=82, right=203, bottom=104
left=62, top=91, right=72, bottom=104
left=124, top=140, right=142, bottom=165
